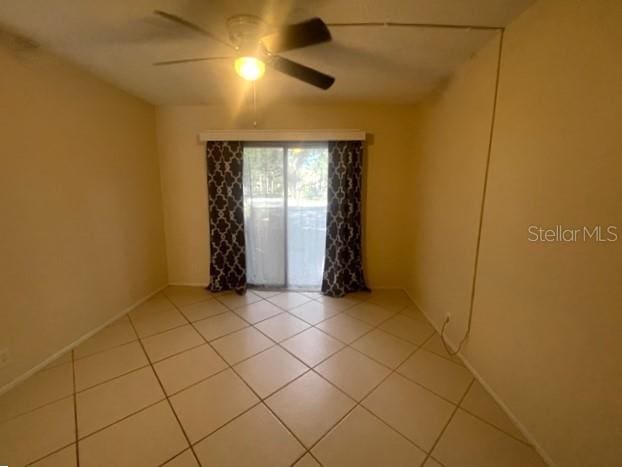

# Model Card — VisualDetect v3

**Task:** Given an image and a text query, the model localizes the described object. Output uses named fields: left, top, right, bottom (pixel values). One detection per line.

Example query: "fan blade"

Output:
left=267, top=56, right=334, bottom=89
left=261, top=17, right=331, bottom=53
left=154, top=10, right=235, bottom=50
left=153, top=56, right=232, bottom=66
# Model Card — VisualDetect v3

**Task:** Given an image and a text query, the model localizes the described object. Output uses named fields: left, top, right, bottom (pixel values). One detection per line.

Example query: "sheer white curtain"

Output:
left=243, top=143, right=328, bottom=290
left=243, top=146, right=285, bottom=287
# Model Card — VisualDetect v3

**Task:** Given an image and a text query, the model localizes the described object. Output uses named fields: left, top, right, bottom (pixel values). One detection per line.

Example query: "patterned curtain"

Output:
left=206, top=141, right=247, bottom=294
left=321, top=141, right=370, bottom=297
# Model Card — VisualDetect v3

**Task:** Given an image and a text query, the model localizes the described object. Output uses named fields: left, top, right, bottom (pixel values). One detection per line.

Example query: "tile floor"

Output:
left=0, top=287, right=548, bottom=467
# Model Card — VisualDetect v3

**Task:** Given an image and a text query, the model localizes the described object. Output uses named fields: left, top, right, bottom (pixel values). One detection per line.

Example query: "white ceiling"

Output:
left=0, top=0, right=535, bottom=105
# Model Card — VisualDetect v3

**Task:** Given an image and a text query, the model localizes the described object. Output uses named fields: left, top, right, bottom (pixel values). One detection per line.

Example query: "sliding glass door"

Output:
left=243, top=146, right=285, bottom=287
left=243, top=143, right=328, bottom=290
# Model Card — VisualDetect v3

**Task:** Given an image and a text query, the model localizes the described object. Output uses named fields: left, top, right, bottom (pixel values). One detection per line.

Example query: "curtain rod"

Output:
left=198, top=129, right=367, bottom=142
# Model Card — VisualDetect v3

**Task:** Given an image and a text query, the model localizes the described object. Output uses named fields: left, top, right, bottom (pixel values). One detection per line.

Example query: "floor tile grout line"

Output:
left=165, top=289, right=449, bottom=461
left=27, top=288, right=522, bottom=466
left=329, top=306, right=531, bottom=444
left=217, top=290, right=350, bottom=326
left=245, top=302, right=439, bottom=458
left=24, top=440, right=77, bottom=466
left=285, top=293, right=360, bottom=314
left=185, top=400, right=264, bottom=449
left=205, top=301, right=348, bottom=368
left=146, top=341, right=207, bottom=365
left=147, top=325, right=314, bottom=401
left=70, top=349, right=80, bottom=467
left=311, top=308, right=465, bottom=407
left=311, top=317, right=420, bottom=367
left=328, top=311, right=470, bottom=404
left=457, top=405, right=534, bottom=447
left=253, top=314, right=313, bottom=340
left=416, top=342, right=467, bottom=368
left=6, top=290, right=528, bottom=465
left=133, top=320, right=194, bottom=340
left=161, top=293, right=315, bottom=463
left=403, top=343, right=468, bottom=371
left=232, top=363, right=313, bottom=402
left=183, top=308, right=230, bottom=324
left=164, top=292, right=218, bottom=309
left=231, top=309, right=291, bottom=327
left=209, top=295, right=317, bottom=331
left=126, top=312, right=203, bottom=467
left=430, top=456, right=448, bottom=467
left=289, top=448, right=324, bottom=467
left=76, top=398, right=165, bottom=442
left=212, top=292, right=265, bottom=312
left=194, top=317, right=253, bottom=342
left=73, top=314, right=275, bottom=399
left=282, top=309, right=345, bottom=331
left=132, top=296, right=233, bottom=340
left=73, top=337, right=140, bottom=362
left=75, top=363, right=152, bottom=394
left=62, top=378, right=279, bottom=450
left=289, top=452, right=309, bottom=467
left=368, top=313, right=439, bottom=346
left=74, top=315, right=299, bottom=441
left=24, top=360, right=82, bottom=466
left=390, top=368, right=470, bottom=407
left=251, top=301, right=414, bottom=396
left=173, top=298, right=217, bottom=309
left=148, top=307, right=227, bottom=330
left=139, top=293, right=312, bottom=344
left=421, top=378, right=476, bottom=466
left=73, top=337, right=144, bottom=364
left=263, top=298, right=389, bottom=350
left=303, top=307, right=414, bottom=369
left=254, top=323, right=344, bottom=374
left=336, top=307, right=470, bottom=373
left=1, top=290, right=363, bottom=463
left=68, top=311, right=522, bottom=459
left=157, top=447, right=194, bottom=467
left=175, top=365, right=325, bottom=462
left=158, top=365, right=232, bottom=398
left=306, top=450, right=325, bottom=467
left=0, top=392, right=75, bottom=426
left=300, top=335, right=435, bottom=460
left=63, top=380, right=250, bottom=447
left=164, top=294, right=320, bottom=450
left=74, top=320, right=256, bottom=392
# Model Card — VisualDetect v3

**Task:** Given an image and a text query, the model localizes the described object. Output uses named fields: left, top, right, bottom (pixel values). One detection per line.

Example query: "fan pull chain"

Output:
left=252, top=81, right=258, bottom=127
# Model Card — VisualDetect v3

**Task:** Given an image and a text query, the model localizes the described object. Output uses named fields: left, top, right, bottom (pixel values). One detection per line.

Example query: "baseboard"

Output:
left=0, top=284, right=167, bottom=397
left=402, top=288, right=556, bottom=467
left=168, top=282, right=209, bottom=287
left=168, top=283, right=404, bottom=291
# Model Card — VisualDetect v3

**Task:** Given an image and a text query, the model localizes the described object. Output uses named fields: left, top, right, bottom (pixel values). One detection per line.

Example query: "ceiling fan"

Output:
left=152, top=10, right=335, bottom=90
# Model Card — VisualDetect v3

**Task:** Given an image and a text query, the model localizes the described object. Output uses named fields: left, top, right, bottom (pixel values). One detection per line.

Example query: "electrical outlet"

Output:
left=0, top=348, right=9, bottom=368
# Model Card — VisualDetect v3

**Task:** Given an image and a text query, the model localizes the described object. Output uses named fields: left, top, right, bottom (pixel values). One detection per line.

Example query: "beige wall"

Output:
left=406, top=34, right=499, bottom=343
left=406, top=0, right=622, bottom=465
left=157, top=103, right=416, bottom=289
left=0, top=46, right=168, bottom=388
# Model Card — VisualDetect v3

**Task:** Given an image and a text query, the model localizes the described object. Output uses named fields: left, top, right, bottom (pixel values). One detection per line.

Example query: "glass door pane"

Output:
left=243, top=146, right=285, bottom=287
left=287, top=144, right=328, bottom=289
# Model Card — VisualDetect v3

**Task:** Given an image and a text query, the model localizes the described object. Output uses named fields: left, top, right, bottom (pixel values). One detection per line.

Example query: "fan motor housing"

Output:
left=226, top=15, right=268, bottom=53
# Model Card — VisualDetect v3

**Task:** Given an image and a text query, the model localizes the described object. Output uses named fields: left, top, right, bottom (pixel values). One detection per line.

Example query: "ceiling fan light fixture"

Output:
left=234, top=56, right=265, bottom=81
